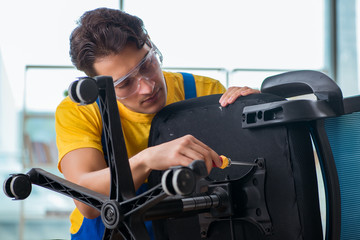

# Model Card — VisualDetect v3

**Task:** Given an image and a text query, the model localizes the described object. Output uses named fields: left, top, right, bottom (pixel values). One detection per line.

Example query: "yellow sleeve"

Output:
left=193, top=74, right=227, bottom=96
left=55, top=97, right=103, bottom=172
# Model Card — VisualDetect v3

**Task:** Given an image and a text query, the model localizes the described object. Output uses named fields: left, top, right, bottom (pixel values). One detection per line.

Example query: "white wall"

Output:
left=0, top=48, right=19, bottom=156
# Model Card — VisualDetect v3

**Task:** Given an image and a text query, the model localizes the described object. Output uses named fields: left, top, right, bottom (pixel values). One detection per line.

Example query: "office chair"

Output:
left=4, top=70, right=356, bottom=240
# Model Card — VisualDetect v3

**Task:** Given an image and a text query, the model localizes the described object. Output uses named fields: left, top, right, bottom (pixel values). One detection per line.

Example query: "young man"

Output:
left=55, top=7, right=260, bottom=239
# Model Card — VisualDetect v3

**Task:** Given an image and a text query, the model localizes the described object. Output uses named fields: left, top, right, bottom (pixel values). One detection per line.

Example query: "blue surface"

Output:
left=325, top=111, right=360, bottom=239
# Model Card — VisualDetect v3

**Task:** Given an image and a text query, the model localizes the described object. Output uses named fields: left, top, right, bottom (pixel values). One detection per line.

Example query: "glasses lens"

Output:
left=114, top=49, right=160, bottom=99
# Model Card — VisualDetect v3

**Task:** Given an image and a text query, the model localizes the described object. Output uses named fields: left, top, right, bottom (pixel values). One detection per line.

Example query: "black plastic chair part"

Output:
left=148, top=93, right=324, bottom=240
left=258, top=70, right=343, bottom=240
left=5, top=70, right=358, bottom=240
left=261, top=70, right=344, bottom=116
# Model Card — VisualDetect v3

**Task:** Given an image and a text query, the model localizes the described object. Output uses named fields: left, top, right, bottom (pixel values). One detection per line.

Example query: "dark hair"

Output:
left=70, top=8, right=148, bottom=76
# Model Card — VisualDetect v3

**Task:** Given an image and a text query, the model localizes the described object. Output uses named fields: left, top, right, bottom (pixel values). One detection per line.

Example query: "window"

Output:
left=336, top=0, right=360, bottom=96
left=2, top=1, right=358, bottom=239
left=125, top=0, right=325, bottom=89
left=0, top=1, right=119, bottom=240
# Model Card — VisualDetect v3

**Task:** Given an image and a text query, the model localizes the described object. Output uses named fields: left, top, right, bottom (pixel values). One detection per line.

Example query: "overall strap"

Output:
left=180, top=72, right=197, bottom=99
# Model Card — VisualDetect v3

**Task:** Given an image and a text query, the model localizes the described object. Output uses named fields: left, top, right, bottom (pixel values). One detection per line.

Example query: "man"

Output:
left=55, top=7, right=260, bottom=239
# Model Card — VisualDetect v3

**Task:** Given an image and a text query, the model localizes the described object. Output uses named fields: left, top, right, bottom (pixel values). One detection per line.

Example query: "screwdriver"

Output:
left=213, top=155, right=257, bottom=169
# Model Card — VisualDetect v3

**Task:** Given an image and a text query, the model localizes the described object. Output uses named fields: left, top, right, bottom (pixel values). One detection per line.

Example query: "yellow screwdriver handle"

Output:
left=219, top=155, right=231, bottom=169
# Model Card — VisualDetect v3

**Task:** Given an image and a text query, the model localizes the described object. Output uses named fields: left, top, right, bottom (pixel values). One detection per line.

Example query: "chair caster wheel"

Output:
left=3, top=174, right=32, bottom=200
left=162, top=167, right=196, bottom=196
left=68, top=77, right=99, bottom=105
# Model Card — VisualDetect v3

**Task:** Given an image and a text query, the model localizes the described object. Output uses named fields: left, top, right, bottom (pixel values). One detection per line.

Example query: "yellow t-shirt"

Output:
left=55, top=71, right=226, bottom=234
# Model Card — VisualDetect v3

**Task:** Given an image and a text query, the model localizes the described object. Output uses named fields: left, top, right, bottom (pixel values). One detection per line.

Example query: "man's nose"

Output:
left=138, top=78, right=155, bottom=94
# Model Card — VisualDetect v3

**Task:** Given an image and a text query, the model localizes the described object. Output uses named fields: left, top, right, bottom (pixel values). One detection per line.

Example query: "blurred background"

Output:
left=0, top=0, right=358, bottom=239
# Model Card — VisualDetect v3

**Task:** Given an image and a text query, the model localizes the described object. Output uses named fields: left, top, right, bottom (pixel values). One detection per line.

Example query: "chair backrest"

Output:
left=148, top=92, right=324, bottom=240
left=259, top=70, right=360, bottom=240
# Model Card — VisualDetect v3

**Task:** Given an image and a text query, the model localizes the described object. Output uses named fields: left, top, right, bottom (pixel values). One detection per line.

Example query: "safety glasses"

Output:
left=113, top=41, right=163, bottom=99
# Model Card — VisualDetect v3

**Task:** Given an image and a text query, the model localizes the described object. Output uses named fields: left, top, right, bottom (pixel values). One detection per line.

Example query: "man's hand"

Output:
left=219, top=86, right=260, bottom=107
left=131, top=135, right=222, bottom=174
